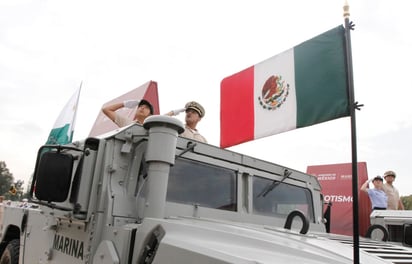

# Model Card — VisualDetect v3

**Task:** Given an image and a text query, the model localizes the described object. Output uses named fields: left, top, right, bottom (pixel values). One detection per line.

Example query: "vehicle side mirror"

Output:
left=34, top=151, right=73, bottom=203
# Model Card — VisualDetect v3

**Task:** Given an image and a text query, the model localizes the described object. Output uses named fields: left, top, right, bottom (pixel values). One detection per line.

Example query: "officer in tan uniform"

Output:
left=382, top=170, right=404, bottom=210
left=166, top=101, right=207, bottom=143
left=102, top=99, right=154, bottom=127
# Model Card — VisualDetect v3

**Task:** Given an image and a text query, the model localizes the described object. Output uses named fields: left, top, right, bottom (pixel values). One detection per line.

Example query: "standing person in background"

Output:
left=382, top=170, right=404, bottom=210
left=360, top=175, right=387, bottom=211
left=165, top=101, right=207, bottom=143
left=102, top=99, right=154, bottom=127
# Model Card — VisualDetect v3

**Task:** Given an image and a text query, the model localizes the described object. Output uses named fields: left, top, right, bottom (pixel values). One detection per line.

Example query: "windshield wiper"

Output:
left=177, top=142, right=197, bottom=157
left=257, top=169, right=292, bottom=197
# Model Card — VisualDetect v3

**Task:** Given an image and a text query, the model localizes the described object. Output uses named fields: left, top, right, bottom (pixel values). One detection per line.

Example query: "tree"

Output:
left=0, top=161, right=14, bottom=197
left=0, top=161, right=24, bottom=201
left=401, top=195, right=412, bottom=210
left=13, top=179, right=25, bottom=200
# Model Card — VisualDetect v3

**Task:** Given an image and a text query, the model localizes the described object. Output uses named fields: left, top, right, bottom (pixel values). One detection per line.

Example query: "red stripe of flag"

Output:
left=220, top=66, right=255, bottom=148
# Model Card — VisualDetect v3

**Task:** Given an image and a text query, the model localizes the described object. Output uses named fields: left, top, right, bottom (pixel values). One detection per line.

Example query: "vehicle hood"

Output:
left=133, top=216, right=410, bottom=263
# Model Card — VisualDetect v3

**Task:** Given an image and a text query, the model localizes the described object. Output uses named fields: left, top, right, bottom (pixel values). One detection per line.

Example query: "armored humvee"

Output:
left=367, top=210, right=412, bottom=246
left=0, top=116, right=411, bottom=263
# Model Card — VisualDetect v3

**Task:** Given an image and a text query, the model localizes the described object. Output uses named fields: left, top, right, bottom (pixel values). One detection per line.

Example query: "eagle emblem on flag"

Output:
left=258, top=75, right=290, bottom=110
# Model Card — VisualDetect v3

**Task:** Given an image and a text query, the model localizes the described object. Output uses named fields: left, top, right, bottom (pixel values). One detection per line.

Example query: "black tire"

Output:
left=0, top=239, right=19, bottom=264
left=365, top=224, right=389, bottom=241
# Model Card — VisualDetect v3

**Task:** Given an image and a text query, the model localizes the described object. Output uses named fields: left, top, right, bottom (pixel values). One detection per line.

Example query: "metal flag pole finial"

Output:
left=343, top=0, right=350, bottom=18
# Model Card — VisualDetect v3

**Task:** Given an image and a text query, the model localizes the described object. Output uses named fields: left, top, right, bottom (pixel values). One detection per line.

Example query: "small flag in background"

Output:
left=46, top=85, right=81, bottom=145
left=220, top=25, right=350, bottom=148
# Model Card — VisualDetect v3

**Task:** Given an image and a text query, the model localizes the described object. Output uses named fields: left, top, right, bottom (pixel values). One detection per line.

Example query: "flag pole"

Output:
left=343, top=2, right=361, bottom=263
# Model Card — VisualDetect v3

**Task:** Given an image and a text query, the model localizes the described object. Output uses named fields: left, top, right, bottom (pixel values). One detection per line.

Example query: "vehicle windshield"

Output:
left=167, top=158, right=314, bottom=221
left=167, top=158, right=237, bottom=211
left=253, top=176, right=314, bottom=221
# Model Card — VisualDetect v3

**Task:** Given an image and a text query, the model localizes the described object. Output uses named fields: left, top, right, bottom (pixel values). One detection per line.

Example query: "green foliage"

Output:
left=0, top=161, right=24, bottom=201
left=401, top=195, right=412, bottom=210
left=0, top=161, right=14, bottom=196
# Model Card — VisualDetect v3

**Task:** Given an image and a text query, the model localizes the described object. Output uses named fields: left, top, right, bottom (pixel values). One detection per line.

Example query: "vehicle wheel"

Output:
left=365, top=224, right=389, bottom=241
left=0, top=239, right=19, bottom=264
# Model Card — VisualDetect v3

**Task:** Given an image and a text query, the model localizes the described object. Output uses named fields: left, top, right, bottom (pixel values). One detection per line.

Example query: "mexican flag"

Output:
left=220, top=25, right=349, bottom=148
left=46, top=86, right=81, bottom=145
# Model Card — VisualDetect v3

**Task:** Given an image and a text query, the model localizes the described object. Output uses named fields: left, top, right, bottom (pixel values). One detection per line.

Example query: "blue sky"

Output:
left=1, top=0, right=411, bottom=195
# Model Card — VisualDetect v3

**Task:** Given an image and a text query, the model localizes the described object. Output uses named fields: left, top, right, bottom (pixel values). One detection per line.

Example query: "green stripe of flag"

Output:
left=46, top=124, right=72, bottom=145
left=294, top=25, right=349, bottom=128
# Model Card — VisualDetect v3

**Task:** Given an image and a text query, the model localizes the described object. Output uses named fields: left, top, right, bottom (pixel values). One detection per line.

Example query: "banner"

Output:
left=307, top=162, right=371, bottom=236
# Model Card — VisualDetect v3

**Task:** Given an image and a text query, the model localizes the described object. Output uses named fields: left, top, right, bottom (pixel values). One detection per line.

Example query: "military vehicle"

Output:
left=0, top=116, right=411, bottom=263
left=367, top=210, right=412, bottom=245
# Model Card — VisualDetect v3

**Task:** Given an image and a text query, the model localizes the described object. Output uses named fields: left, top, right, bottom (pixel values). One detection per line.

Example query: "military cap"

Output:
left=384, top=170, right=396, bottom=178
left=185, top=101, right=205, bottom=118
